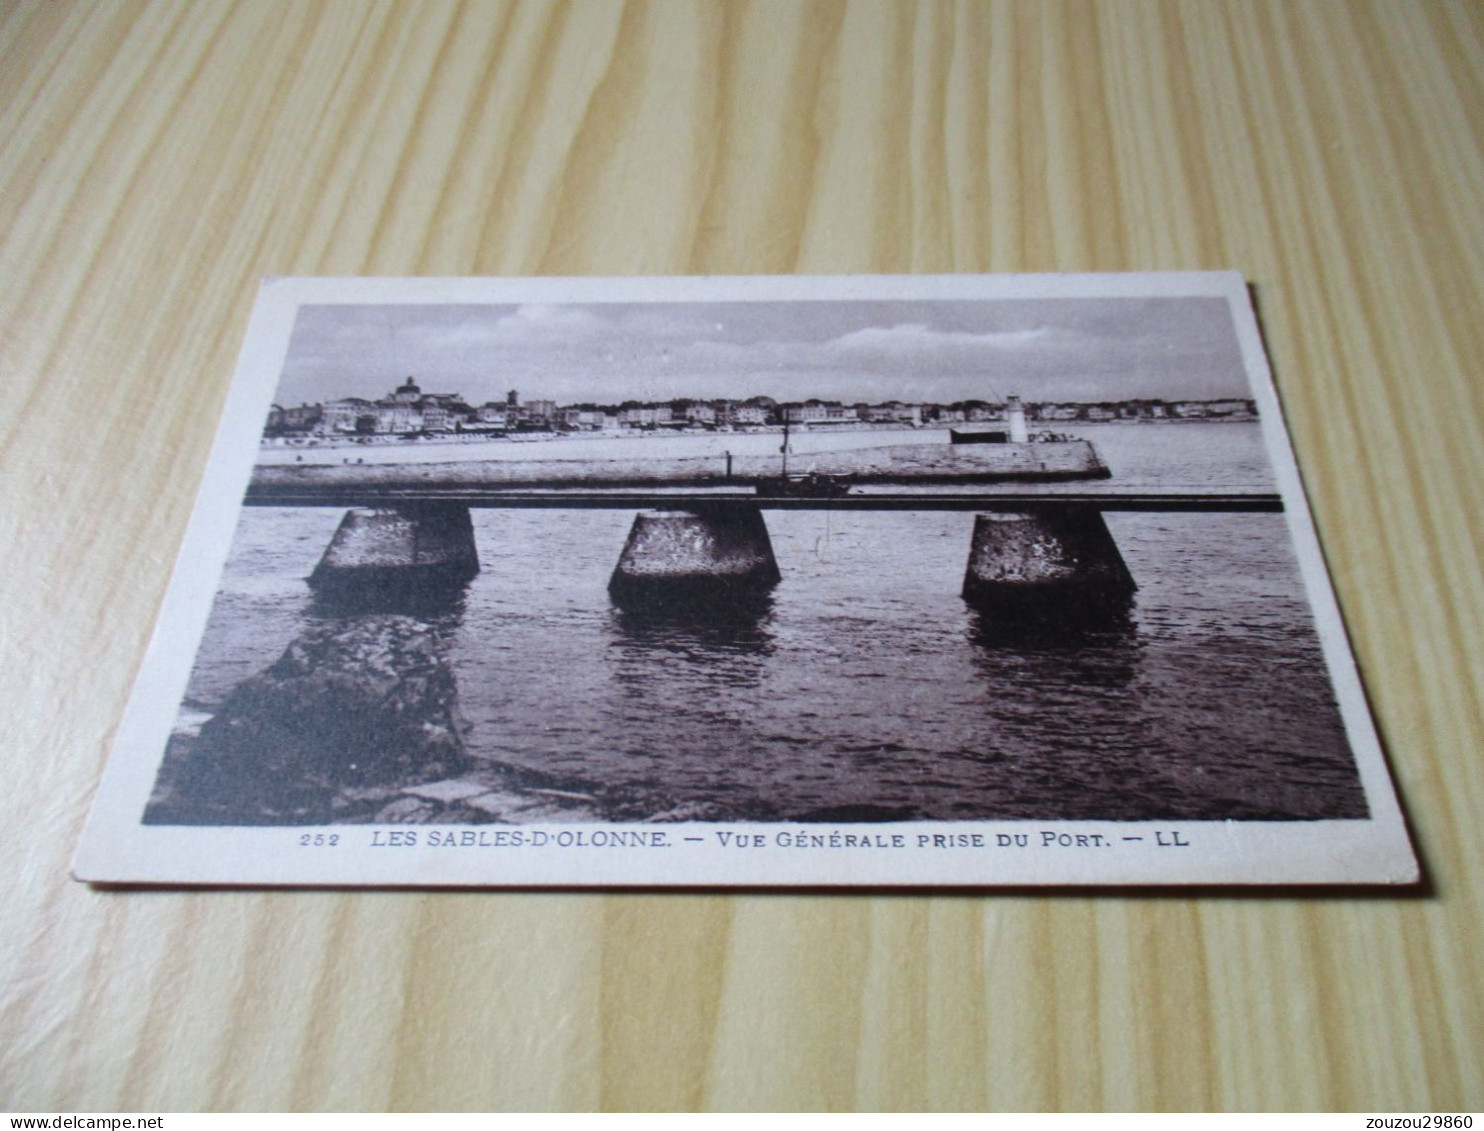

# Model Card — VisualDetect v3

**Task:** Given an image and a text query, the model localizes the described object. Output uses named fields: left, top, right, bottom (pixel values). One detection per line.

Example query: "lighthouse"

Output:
left=1006, top=395, right=1029, bottom=443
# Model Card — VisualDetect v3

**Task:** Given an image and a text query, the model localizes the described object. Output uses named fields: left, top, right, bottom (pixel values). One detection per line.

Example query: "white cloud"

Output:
left=826, top=323, right=1050, bottom=359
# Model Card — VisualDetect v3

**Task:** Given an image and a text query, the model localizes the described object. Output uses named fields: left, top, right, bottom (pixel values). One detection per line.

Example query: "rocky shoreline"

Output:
left=144, top=615, right=646, bottom=826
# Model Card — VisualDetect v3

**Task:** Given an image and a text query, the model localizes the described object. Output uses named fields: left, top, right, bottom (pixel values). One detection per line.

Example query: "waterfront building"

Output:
left=556, top=408, right=614, bottom=430
left=1206, top=399, right=1256, bottom=417
left=375, top=400, right=422, bottom=433
left=266, top=403, right=323, bottom=433
left=618, top=406, right=673, bottom=428
left=320, top=397, right=375, bottom=433
left=414, top=393, right=471, bottom=431
left=782, top=400, right=849, bottom=424
left=722, top=403, right=767, bottom=426
left=421, top=401, right=454, bottom=432
left=522, top=398, right=557, bottom=424
left=1168, top=399, right=1256, bottom=419
left=852, top=402, right=922, bottom=425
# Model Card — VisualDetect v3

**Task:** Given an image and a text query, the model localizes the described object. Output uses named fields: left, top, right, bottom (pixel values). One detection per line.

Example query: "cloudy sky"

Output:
left=274, top=296, right=1251, bottom=407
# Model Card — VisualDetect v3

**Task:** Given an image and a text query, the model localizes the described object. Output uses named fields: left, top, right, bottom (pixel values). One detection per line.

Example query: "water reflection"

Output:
left=966, top=593, right=1137, bottom=652
left=607, top=592, right=775, bottom=681
left=307, top=575, right=472, bottom=621
left=583, top=589, right=782, bottom=820
left=613, top=589, right=774, bottom=640
left=966, top=603, right=1141, bottom=692
left=959, top=602, right=1216, bottom=819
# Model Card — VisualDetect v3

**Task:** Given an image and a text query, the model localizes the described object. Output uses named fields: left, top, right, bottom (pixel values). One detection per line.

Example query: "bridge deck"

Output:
left=243, top=488, right=1284, bottom=513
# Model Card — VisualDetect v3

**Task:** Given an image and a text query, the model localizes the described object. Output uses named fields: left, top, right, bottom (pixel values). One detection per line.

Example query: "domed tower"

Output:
left=393, top=377, right=421, bottom=404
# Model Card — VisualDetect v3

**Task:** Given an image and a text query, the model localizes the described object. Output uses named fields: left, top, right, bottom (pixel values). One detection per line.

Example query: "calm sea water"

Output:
left=180, top=423, right=1368, bottom=821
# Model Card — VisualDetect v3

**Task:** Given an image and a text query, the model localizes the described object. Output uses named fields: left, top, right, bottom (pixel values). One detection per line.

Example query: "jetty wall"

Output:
left=252, top=440, right=1110, bottom=493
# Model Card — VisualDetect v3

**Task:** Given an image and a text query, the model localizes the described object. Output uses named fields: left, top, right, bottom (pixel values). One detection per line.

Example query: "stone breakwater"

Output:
left=146, top=615, right=470, bottom=824
left=251, top=440, right=1110, bottom=491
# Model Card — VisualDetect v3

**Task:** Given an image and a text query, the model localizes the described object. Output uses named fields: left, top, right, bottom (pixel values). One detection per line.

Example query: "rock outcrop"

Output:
left=148, top=615, right=469, bottom=824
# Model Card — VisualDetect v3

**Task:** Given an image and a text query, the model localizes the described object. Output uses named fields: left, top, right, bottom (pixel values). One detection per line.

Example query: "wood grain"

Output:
left=1, top=0, right=1480, bottom=1111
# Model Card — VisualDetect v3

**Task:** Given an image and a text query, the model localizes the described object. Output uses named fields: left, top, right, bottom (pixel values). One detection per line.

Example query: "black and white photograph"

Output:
left=73, top=274, right=1416, bottom=886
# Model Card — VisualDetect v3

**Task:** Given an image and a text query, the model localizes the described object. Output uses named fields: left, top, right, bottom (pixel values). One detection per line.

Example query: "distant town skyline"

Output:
left=275, top=297, right=1253, bottom=408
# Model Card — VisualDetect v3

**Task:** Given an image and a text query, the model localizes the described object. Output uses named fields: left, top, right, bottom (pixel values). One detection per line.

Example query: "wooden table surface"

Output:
left=2, top=0, right=1480, bottom=1112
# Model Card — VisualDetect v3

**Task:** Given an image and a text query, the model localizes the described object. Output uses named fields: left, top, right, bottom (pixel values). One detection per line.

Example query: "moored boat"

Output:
left=754, top=472, right=851, bottom=498
left=950, top=428, right=1009, bottom=444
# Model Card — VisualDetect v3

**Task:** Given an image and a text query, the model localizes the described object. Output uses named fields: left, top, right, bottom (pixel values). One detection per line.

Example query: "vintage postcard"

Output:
left=73, top=273, right=1418, bottom=886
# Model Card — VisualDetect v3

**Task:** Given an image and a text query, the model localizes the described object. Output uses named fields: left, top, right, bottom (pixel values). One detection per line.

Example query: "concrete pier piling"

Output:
left=309, top=504, right=479, bottom=604
left=609, top=505, right=781, bottom=608
left=961, top=506, right=1135, bottom=623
